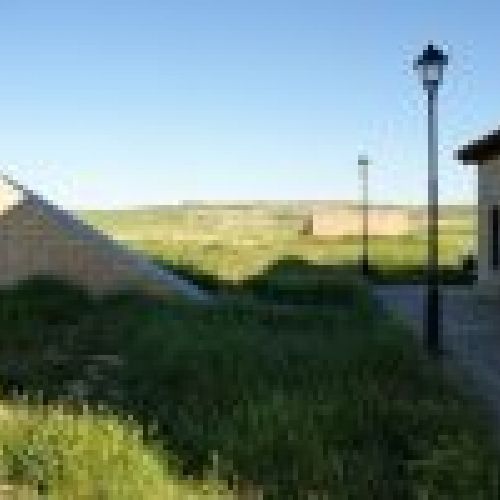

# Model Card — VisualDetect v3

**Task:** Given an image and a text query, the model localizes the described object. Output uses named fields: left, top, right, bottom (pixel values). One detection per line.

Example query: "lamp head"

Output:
left=357, top=155, right=369, bottom=166
left=414, top=43, right=448, bottom=90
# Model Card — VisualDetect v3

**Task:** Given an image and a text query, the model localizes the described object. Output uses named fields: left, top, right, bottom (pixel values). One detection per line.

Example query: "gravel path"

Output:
left=374, top=284, right=500, bottom=422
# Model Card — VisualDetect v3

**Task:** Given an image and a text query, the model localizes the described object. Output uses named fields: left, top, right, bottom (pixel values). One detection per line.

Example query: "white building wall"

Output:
left=477, top=156, right=500, bottom=293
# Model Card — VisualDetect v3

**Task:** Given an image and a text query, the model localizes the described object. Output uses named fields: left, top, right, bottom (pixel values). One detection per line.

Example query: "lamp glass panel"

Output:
left=419, top=63, right=443, bottom=84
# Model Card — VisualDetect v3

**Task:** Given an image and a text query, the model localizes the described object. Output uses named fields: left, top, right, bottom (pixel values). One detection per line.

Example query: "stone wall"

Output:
left=476, top=157, right=500, bottom=292
left=0, top=175, right=206, bottom=300
left=306, top=208, right=416, bottom=237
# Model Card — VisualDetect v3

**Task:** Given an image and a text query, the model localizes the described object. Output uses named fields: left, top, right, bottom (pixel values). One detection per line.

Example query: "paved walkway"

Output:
left=374, top=284, right=500, bottom=421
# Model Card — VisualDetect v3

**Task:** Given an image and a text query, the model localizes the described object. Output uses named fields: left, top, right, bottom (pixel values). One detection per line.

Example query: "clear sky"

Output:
left=0, top=0, right=497, bottom=209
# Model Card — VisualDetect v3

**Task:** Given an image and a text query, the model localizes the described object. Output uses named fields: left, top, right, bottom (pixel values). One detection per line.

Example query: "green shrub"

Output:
left=244, top=257, right=373, bottom=308
left=0, top=275, right=94, bottom=326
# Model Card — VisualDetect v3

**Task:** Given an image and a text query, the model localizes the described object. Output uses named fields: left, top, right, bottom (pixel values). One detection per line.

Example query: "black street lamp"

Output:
left=358, top=154, right=370, bottom=276
left=414, top=43, right=448, bottom=355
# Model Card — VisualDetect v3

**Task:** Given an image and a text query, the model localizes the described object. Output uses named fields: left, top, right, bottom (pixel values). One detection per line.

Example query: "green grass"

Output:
left=81, top=204, right=476, bottom=285
left=0, top=272, right=497, bottom=497
left=0, top=204, right=491, bottom=497
left=0, top=398, right=232, bottom=499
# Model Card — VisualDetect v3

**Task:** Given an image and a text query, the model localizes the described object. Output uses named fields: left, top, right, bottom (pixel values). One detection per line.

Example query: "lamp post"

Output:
left=414, top=43, right=448, bottom=355
left=358, top=155, right=370, bottom=276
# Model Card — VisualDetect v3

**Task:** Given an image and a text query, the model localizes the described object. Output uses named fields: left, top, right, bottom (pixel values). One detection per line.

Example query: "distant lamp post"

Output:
left=414, top=43, right=448, bottom=355
left=358, top=155, right=370, bottom=276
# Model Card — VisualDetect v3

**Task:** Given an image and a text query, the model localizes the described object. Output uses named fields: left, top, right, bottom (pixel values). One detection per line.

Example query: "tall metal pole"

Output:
left=358, top=155, right=369, bottom=276
left=426, top=84, right=441, bottom=354
left=362, top=159, right=369, bottom=276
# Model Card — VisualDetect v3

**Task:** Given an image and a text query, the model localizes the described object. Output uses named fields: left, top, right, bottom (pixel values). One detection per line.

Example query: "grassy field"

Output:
left=82, top=202, right=477, bottom=287
left=0, top=203, right=494, bottom=498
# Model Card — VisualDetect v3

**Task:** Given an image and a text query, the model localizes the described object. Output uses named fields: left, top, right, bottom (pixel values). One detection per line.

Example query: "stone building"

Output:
left=0, top=174, right=207, bottom=300
left=457, top=128, right=500, bottom=294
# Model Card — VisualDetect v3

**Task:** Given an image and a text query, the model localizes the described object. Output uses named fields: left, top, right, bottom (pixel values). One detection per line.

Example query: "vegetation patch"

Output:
left=0, top=271, right=497, bottom=497
left=0, top=398, right=232, bottom=499
left=0, top=205, right=487, bottom=497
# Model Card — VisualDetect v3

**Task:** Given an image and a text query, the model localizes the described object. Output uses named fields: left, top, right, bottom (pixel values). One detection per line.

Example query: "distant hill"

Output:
left=79, top=201, right=476, bottom=219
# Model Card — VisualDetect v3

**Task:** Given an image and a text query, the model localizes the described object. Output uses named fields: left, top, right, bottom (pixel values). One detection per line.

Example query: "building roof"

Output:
left=456, top=127, right=500, bottom=164
left=0, top=173, right=210, bottom=301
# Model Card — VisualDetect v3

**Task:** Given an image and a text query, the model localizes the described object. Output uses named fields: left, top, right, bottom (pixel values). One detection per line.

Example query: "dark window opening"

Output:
left=490, top=204, right=500, bottom=270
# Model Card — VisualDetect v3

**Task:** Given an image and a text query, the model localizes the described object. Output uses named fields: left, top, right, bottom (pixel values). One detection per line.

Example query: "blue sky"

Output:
left=0, top=0, right=497, bottom=209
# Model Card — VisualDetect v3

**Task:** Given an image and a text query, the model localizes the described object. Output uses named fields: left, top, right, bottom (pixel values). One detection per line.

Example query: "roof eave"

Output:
left=455, top=128, right=500, bottom=165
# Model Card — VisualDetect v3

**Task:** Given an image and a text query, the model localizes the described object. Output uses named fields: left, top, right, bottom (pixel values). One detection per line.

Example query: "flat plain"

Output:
left=82, top=202, right=477, bottom=286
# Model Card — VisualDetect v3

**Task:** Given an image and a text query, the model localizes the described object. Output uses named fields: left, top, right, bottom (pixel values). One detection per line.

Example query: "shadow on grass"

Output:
left=0, top=254, right=489, bottom=498
left=152, top=252, right=477, bottom=296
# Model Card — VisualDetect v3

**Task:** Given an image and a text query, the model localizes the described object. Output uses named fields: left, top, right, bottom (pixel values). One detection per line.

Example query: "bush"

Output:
left=461, top=253, right=477, bottom=275
left=0, top=275, right=94, bottom=326
left=244, top=257, right=374, bottom=308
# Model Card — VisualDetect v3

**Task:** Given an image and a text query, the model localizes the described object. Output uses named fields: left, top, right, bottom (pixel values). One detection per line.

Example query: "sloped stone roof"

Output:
left=456, top=128, right=500, bottom=164
left=0, top=173, right=210, bottom=301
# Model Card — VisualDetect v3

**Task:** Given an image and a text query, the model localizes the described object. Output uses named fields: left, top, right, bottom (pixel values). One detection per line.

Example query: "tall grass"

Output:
left=0, top=205, right=486, bottom=497
left=0, top=274, right=497, bottom=497
left=0, top=398, right=233, bottom=499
